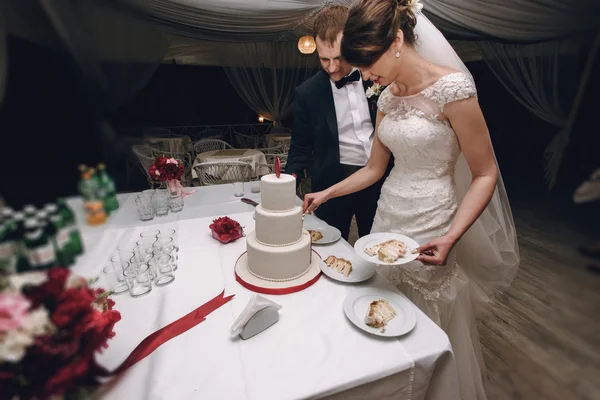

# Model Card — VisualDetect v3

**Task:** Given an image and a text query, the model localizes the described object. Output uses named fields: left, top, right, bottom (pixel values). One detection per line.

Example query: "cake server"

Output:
left=241, top=198, right=258, bottom=207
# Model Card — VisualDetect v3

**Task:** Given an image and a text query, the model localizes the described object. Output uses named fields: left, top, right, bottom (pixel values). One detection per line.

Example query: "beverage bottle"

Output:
left=11, top=212, right=29, bottom=272
left=23, top=205, right=37, bottom=219
left=45, top=204, right=74, bottom=267
left=0, top=222, right=16, bottom=275
left=81, top=171, right=106, bottom=225
left=23, top=218, right=57, bottom=271
left=56, top=198, right=84, bottom=256
left=97, top=163, right=119, bottom=214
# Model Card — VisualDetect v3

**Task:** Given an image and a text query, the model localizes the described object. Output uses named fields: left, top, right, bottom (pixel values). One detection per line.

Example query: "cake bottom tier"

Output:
left=247, top=229, right=312, bottom=281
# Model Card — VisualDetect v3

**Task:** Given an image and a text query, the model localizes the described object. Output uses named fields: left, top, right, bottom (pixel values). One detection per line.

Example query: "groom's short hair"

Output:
left=313, top=4, right=349, bottom=45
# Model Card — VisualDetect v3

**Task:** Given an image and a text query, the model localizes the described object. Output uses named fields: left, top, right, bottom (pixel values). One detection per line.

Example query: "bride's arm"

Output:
left=417, top=97, right=498, bottom=264
left=303, top=110, right=390, bottom=214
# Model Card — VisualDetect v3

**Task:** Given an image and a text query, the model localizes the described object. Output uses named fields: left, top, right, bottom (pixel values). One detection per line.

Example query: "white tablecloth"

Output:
left=68, top=187, right=459, bottom=400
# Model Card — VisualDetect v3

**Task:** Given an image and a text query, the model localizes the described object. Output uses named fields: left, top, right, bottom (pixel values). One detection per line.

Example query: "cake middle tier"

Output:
left=246, top=230, right=312, bottom=281
left=255, top=205, right=303, bottom=246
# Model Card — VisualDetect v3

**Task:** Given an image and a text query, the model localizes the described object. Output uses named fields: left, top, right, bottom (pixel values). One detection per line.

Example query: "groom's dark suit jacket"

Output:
left=286, top=69, right=391, bottom=193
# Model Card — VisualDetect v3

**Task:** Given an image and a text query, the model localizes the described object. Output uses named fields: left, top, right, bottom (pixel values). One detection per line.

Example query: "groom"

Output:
left=285, top=4, right=390, bottom=240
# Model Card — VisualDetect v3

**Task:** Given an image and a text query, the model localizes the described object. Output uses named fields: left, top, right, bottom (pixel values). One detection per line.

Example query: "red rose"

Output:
left=149, top=156, right=184, bottom=182
left=44, top=357, right=90, bottom=396
left=79, top=309, right=121, bottom=354
left=210, top=217, right=244, bottom=244
left=23, top=267, right=71, bottom=310
left=51, top=287, right=95, bottom=330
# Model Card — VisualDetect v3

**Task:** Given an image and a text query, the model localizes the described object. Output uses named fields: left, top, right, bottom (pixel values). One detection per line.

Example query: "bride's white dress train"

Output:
left=372, top=72, right=488, bottom=400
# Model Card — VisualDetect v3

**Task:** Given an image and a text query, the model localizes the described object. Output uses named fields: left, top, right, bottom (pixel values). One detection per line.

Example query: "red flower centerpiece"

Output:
left=0, top=268, right=121, bottom=399
left=210, top=217, right=244, bottom=244
left=148, top=156, right=185, bottom=192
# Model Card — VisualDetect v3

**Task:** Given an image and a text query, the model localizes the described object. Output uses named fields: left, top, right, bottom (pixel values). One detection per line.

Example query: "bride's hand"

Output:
left=302, top=190, right=330, bottom=214
left=415, top=235, right=457, bottom=265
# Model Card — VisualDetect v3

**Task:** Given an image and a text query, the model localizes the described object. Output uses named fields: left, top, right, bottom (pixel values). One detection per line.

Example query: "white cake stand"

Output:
left=234, top=249, right=323, bottom=295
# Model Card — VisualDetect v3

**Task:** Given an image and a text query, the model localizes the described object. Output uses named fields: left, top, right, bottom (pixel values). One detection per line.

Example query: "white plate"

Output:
left=343, top=289, right=417, bottom=337
left=319, top=250, right=376, bottom=283
left=354, top=232, right=420, bottom=266
left=302, top=218, right=342, bottom=245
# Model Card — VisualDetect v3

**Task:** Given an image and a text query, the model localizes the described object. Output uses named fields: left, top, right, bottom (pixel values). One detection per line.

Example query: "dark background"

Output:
left=1, top=35, right=598, bottom=210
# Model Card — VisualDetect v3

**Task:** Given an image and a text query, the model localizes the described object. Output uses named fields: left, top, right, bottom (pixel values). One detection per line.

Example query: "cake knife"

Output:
left=241, top=198, right=258, bottom=207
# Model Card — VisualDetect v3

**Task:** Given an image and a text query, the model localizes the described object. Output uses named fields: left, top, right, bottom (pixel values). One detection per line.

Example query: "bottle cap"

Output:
left=24, top=219, right=38, bottom=229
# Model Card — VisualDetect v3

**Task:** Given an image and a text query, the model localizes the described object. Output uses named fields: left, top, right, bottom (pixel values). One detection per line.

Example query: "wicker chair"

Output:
left=264, top=153, right=288, bottom=164
left=193, top=161, right=253, bottom=186
left=234, top=131, right=264, bottom=149
left=132, top=144, right=193, bottom=188
left=193, top=139, right=234, bottom=154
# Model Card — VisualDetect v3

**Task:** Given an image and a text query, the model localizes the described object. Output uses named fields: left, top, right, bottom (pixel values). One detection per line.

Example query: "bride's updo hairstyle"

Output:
left=341, top=0, right=417, bottom=68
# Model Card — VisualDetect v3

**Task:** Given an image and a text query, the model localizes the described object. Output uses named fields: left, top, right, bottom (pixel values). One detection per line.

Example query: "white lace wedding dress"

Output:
left=373, top=71, right=488, bottom=400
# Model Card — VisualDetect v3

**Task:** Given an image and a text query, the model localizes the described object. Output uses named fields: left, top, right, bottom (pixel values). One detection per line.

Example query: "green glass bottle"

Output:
left=0, top=223, right=16, bottom=275
left=97, top=163, right=119, bottom=214
left=23, top=218, right=57, bottom=271
left=56, top=198, right=84, bottom=257
left=45, top=204, right=74, bottom=267
left=11, top=212, right=29, bottom=272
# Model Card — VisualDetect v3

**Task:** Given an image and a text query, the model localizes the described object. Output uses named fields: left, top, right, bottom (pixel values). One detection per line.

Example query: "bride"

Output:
left=302, top=0, right=520, bottom=398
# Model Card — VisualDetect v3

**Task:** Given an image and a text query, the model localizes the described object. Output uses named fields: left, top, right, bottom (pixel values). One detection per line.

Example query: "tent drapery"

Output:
left=37, top=0, right=171, bottom=175
left=4, top=0, right=599, bottom=184
left=224, top=42, right=318, bottom=125
left=477, top=35, right=598, bottom=186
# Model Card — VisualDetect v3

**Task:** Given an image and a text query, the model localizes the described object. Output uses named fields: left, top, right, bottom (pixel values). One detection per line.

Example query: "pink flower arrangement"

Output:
left=0, top=268, right=121, bottom=399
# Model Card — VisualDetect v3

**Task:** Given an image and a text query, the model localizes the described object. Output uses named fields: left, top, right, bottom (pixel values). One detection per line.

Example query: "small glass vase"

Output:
left=166, top=180, right=184, bottom=213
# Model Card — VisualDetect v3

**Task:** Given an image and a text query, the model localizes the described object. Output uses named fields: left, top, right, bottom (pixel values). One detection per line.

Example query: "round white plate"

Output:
left=343, top=289, right=417, bottom=337
left=319, top=250, right=376, bottom=283
left=304, top=226, right=342, bottom=245
left=354, top=232, right=420, bottom=266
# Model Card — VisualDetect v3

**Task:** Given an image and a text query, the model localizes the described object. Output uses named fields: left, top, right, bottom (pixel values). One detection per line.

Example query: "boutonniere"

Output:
left=365, top=84, right=383, bottom=110
left=366, top=84, right=382, bottom=99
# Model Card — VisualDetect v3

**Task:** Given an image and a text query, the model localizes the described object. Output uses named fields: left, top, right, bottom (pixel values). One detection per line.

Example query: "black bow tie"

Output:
left=335, top=70, right=361, bottom=89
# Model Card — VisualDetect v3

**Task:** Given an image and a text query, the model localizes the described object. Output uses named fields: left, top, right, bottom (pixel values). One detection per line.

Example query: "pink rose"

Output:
left=0, top=292, right=31, bottom=332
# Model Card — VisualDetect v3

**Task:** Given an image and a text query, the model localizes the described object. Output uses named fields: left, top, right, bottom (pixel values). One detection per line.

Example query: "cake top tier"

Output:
left=260, top=173, right=297, bottom=212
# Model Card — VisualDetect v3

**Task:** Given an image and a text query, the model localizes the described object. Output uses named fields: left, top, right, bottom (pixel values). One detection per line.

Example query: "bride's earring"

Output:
left=395, top=49, right=401, bottom=58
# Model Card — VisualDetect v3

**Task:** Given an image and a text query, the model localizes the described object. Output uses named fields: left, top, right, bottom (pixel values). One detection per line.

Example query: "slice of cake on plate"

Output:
left=324, top=255, right=352, bottom=277
left=364, top=240, right=407, bottom=263
left=308, top=230, right=323, bottom=242
left=365, top=299, right=396, bottom=332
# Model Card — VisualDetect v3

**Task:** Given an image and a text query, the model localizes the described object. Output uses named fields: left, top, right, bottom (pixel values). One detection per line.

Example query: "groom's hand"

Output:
left=416, top=236, right=456, bottom=265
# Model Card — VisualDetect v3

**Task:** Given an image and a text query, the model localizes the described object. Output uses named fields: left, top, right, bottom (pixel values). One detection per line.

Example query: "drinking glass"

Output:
left=250, top=180, right=261, bottom=193
left=135, top=194, right=154, bottom=221
left=123, top=263, right=152, bottom=297
left=233, top=181, right=244, bottom=197
left=140, top=229, right=160, bottom=239
left=142, top=189, right=155, bottom=200
left=116, top=247, right=135, bottom=268
left=109, top=255, right=126, bottom=281
left=154, top=189, right=170, bottom=216
left=103, top=264, right=129, bottom=295
left=149, top=255, right=175, bottom=286
left=170, top=192, right=184, bottom=213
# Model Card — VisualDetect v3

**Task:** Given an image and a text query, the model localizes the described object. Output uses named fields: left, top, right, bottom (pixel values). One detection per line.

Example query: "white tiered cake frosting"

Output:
left=246, top=173, right=312, bottom=282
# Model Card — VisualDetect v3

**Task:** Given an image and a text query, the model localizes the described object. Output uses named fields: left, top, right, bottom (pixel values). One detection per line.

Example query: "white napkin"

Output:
left=229, top=294, right=282, bottom=337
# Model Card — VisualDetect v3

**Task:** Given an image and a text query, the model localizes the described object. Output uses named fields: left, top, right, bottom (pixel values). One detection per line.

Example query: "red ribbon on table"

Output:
left=93, top=290, right=234, bottom=377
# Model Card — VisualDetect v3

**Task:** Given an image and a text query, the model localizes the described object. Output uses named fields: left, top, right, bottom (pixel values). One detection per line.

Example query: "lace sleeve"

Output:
left=431, top=72, right=477, bottom=113
left=377, top=86, right=392, bottom=114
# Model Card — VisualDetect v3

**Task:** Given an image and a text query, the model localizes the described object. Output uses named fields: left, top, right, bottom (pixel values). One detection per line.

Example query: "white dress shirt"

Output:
left=330, top=69, right=374, bottom=166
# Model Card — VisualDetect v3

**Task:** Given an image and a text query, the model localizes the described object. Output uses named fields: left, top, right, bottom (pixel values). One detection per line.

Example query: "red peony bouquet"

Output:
left=148, top=156, right=185, bottom=183
left=210, top=217, right=244, bottom=244
left=0, top=268, right=121, bottom=399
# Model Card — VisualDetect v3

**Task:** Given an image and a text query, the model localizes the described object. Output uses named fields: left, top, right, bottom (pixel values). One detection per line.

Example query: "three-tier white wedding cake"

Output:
left=246, top=173, right=312, bottom=281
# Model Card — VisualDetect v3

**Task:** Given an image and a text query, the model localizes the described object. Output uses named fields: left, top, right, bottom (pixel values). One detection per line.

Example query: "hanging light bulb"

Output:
left=298, top=35, right=316, bottom=54
left=258, top=116, right=265, bottom=123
